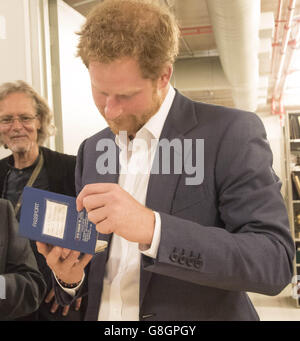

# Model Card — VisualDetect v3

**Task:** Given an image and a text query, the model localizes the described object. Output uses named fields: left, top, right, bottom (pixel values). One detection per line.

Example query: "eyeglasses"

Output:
left=0, top=114, right=38, bottom=127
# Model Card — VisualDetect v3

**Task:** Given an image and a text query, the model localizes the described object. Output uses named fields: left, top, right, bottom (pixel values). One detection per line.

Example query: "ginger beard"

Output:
left=104, top=84, right=162, bottom=138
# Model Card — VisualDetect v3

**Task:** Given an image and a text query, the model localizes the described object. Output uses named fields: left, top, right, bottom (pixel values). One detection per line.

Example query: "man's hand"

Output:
left=77, top=183, right=155, bottom=245
left=36, top=243, right=92, bottom=284
left=45, top=288, right=82, bottom=316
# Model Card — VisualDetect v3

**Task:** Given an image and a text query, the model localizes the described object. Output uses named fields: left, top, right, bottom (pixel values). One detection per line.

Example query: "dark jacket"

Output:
left=55, top=90, right=294, bottom=321
left=0, top=199, right=46, bottom=320
left=0, top=146, right=85, bottom=321
left=0, top=146, right=76, bottom=198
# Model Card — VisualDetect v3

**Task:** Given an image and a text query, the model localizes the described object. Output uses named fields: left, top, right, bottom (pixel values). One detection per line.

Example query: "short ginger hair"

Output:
left=77, top=0, right=180, bottom=80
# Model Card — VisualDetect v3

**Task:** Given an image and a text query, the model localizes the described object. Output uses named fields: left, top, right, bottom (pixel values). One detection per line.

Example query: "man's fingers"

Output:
left=87, top=206, right=108, bottom=225
left=50, top=300, right=59, bottom=314
left=76, top=183, right=115, bottom=211
left=75, top=297, right=82, bottom=311
left=36, top=242, right=52, bottom=257
left=96, top=218, right=113, bottom=235
left=46, top=246, right=64, bottom=270
left=62, top=250, right=81, bottom=268
left=61, top=248, right=72, bottom=259
left=45, top=288, right=55, bottom=303
left=82, top=193, right=109, bottom=213
left=78, top=253, right=93, bottom=269
left=62, top=305, right=70, bottom=316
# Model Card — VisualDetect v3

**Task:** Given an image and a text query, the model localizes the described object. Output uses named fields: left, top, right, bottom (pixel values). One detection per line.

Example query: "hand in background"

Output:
left=44, top=288, right=82, bottom=316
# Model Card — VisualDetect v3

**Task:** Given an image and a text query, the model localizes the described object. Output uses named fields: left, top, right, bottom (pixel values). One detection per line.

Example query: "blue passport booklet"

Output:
left=19, top=187, right=107, bottom=254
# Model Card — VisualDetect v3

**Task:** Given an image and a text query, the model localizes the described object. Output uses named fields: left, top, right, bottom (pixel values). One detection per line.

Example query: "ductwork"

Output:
left=173, top=57, right=233, bottom=107
left=205, top=0, right=261, bottom=112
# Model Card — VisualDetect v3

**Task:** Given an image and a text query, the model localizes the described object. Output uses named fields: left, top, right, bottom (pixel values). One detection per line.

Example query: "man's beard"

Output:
left=8, top=139, right=33, bottom=154
left=105, top=87, right=162, bottom=137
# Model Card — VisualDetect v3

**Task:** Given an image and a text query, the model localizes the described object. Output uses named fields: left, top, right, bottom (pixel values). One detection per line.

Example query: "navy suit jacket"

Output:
left=55, top=90, right=294, bottom=321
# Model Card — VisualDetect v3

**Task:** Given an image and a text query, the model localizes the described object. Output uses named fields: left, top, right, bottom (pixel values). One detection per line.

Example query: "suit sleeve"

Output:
left=0, top=201, right=47, bottom=320
left=143, top=113, right=295, bottom=296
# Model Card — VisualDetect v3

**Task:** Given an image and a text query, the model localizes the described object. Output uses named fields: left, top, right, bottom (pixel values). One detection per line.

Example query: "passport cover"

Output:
left=19, top=187, right=107, bottom=254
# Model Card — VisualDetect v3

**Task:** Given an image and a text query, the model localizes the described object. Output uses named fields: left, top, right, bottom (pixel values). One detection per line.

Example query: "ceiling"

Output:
left=63, top=0, right=300, bottom=115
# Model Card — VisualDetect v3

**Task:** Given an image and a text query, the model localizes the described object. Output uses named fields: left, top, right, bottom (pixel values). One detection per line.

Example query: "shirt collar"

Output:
left=142, top=85, right=175, bottom=140
left=115, top=85, right=176, bottom=149
left=7, top=149, right=41, bottom=171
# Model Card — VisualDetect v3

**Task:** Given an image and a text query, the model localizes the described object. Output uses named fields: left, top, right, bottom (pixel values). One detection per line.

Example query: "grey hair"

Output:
left=0, top=80, right=55, bottom=146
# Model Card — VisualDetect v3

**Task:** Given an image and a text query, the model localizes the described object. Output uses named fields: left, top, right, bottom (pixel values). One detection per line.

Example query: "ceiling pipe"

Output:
left=177, top=49, right=219, bottom=59
left=205, top=0, right=260, bottom=112
left=180, top=25, right=213, bottom=36
left=271, top=0, right=284, bottom=75
left=271, top=0, right=297, bottom=114
left=278, top=25, right=300, bottom=94
left=273, top=0, right=296, bottom=100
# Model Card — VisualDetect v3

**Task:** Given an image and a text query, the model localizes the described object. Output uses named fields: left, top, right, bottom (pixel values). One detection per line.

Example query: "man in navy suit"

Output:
left=38, top=0, right=294, bottom=321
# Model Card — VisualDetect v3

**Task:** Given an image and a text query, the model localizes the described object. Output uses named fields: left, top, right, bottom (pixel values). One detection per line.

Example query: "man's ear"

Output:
left=157, top=64, right=173, bottom=90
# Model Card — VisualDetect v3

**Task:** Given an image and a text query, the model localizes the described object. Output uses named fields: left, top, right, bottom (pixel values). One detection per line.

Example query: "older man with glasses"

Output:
left=0, top=80, right=85, bottom=321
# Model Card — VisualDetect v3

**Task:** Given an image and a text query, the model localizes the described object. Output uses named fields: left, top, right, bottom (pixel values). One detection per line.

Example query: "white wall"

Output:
left=0, top=0, right=107, bottom=159
left=57, top=0, right=107, bottom=156
left=0, top=0, right=48, bottom=159
left=0, top=0, right=28, bottom=159
left=0, top=0, right=29, bottom=84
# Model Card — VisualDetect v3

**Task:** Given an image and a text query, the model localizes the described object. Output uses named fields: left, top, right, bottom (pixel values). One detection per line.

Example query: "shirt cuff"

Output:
left=54, top=272, right=85, bottom=297
left=139, top=211, right=161, bottom=259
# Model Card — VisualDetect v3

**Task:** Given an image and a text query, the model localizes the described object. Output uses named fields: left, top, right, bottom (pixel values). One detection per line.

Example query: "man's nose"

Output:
left=11, top=118, right=23, bottom=129
left=104, top=97, right=122, bottom=120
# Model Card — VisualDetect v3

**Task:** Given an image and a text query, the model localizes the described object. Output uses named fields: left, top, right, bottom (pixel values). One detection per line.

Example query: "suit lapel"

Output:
left=140, top=90, right=198, bottom=307
left=146, top=90, right=198, bottom=212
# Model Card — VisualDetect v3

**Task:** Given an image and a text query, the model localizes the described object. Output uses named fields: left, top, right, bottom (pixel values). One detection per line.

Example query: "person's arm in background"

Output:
left=0, top=200, right=47, bottom=320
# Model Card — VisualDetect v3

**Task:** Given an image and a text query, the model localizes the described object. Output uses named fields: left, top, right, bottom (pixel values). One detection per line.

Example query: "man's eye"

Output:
left=0, top=118, right=12, bottom=124
left=99, top=92, right=108, bottom=97
left=119, top=95, right=131, bottom=100
left=21, top=116, right=31, bottom=122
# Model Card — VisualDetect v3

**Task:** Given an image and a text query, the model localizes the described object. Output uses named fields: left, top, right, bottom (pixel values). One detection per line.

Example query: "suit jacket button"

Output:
left=178, top=254, right=186, bottom=265
left=186, top=257, right=194, bottom=267
left=169, top=248, right=179, bottom=262
left=194, top=257, right=202, bottom=269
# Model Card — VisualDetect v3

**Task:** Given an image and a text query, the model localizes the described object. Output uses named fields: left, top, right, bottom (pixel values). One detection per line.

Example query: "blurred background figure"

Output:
left=0, top=198, right=46, bottom=320
left=0, top=80, right=85, bottom=321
